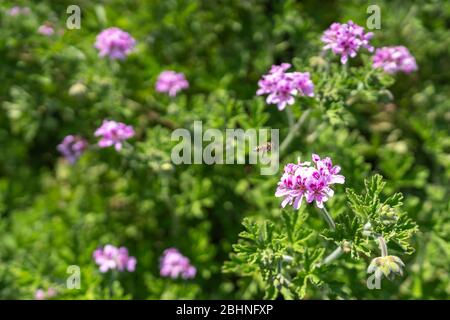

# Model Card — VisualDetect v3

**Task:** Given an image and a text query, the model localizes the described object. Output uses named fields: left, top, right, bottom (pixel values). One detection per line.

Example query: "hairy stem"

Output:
left=377, top=236, right=388, bottom=257
left=285, top=107, right=295, bottom=128
left=280, top=109, right=311, bottom=155
left=321, top=246, right=343, bottom=266
left=342, top=62, right=348, bottom=78
left=319, top=205, right=336, bottom=230
left=315, top=205, right=343, bottom=267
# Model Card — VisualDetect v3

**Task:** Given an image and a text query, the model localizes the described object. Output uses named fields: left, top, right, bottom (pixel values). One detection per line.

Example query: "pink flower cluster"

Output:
left=94, top=120, right=135, bottom=151
left=93, top=245, right=137, bottom=273
left=94, top=27, right=136, bottom=60
left=321, top=20, right=373, bottom=64
left=7, top=6, right=30, bottom=16
left=373, top=46, right=418, bottom=74
left=155, top=71, right=189, bottom=97
left=35, top=288, right=57, bottom=300
left=160, top=248, right=196, bottom=279
left=38, top=25, right=55, bottom=36
left=275, top=154, right=345, bottom=209
left=57, top=135, right=88, bottom=164
left=256, top=63, right=314, bottom=111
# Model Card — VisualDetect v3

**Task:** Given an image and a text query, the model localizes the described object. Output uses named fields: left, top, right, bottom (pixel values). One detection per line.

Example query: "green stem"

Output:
left=319, top=205, right=336, bottom=231
left=342, top=62, right=348, bottom=78
left=315, top=206, right=342, bottom=267
left=109, top=271, right=117, bottom=297
left=285, top=107, right=295, bottom=128
left=279, top=109, right=311, bottom=155
left=377, top=236, right=388, bottom=257
left=321, top=246, right=343, bottom=266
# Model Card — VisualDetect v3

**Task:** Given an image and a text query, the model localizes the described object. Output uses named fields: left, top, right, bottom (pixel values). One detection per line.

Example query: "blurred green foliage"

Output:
left=0, top=0, right=448, bottom=299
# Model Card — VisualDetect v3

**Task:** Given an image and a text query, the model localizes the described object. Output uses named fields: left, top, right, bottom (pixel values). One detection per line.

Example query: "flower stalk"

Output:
left=279, top=109, right=311, bottom=155
left=321, top=246, right=343, bottom=266
left=316, top=205, right=343, bottom=267
left=377, top=236, right=388, bottom=257
left=285, top=107, right=295, bottom=128
left=319, top=205, right=336, bottom=230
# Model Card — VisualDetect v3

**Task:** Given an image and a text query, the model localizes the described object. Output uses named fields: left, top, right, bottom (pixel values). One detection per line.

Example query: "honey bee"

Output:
left=253, top=142, right=273, bottom=153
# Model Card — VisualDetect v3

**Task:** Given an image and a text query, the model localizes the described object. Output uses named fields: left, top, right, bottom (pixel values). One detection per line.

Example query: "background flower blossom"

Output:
left=38, top=25, right=54, bottom=36
left=276, top=154, right=345, bottom=209
left=155, top=71, right=189, bottom=96
left=93, top=244, right=137, bottom=273
left=7, top=6, right=21, bottom=16
left=94, top=120, right=134, bottom=151
left=373, top=46, right=418, bottom=74
left=7, top=6, right=30, bottom=16
left=34, top=288, right=57, bottom=300
left=94, top=27, right=136, bottom=60
left=256, top=63, right=314, bottom=111
left=57, top=135, right=88, bottom=164
left=160, top=248, right=196, bottom=279
left=34, top=289, right=46, bottom=300
left=321, top=20, right=373, bottom=64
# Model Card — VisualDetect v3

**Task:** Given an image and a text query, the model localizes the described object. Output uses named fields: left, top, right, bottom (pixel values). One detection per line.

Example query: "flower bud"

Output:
left=362, top=222, right=372, bottom=237
left=342, top=240, right=352, bottom=253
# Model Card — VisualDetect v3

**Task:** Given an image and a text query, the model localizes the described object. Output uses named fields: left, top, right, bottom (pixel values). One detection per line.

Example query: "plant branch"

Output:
left=279, top=109, right=311, bottom=155
left=285, top=107, right=295, bottom=128
left=377, top=236, right=388, bottom=257
left=315, top=205, right=343, bottom=268
left=321, top=246, right=343, bottom=266
left=319, top=205, right=336, bottom=230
